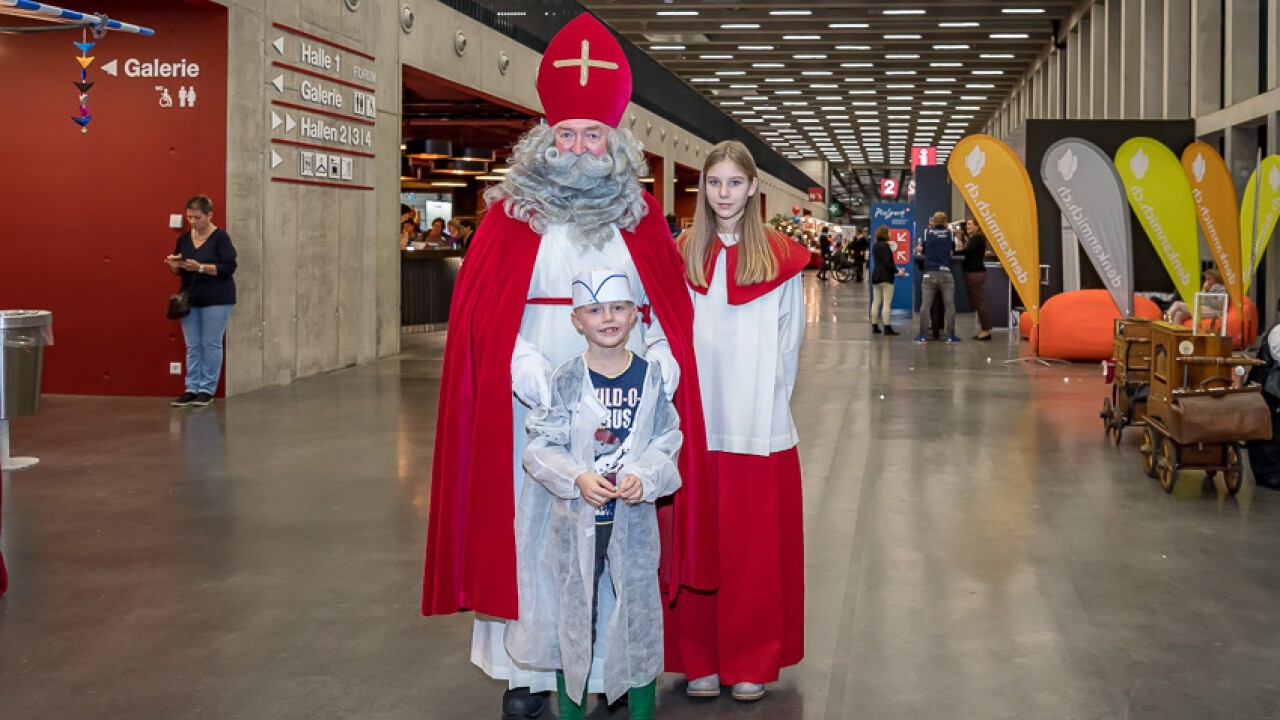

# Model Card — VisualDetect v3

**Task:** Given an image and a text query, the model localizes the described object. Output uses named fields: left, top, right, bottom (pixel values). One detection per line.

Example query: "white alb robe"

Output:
left=690, top=234, right=803, bottom=455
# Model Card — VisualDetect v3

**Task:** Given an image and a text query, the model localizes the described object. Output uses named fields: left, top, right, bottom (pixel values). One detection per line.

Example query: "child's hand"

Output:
left=618, top=474, right=644, bottom=505
left=575, top=472, right=617, bottom=509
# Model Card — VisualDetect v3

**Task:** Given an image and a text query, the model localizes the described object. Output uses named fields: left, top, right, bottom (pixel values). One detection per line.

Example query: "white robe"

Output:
left=471, top=222, right=665, bottom=693
left=691, top=235, right=804, bottom=455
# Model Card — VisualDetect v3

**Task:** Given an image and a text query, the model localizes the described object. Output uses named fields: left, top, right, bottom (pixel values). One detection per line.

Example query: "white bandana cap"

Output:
left=571, top=268, right=635, bottom=308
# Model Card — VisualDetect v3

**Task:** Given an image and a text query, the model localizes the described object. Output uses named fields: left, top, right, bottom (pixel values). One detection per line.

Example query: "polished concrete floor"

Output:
left=3, top=274, right=1280, bottom=719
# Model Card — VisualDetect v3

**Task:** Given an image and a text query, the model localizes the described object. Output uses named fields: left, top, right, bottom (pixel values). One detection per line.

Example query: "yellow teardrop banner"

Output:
left=1115, top=138, right=1199, bottom=306
left=947, top=134, right=1040, bottom=324
left=1181, top=142, right=1242, bottom=315
left=1241, top=155, right=1280, bottom=292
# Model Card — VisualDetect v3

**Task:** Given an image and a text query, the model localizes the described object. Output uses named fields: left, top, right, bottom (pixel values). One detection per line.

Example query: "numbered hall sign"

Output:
left=880, top=177, right=899, bottom=198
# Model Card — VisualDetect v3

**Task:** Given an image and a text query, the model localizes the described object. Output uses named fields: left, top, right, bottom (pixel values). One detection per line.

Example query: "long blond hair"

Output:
left=679, top=140, right=779, bottom=288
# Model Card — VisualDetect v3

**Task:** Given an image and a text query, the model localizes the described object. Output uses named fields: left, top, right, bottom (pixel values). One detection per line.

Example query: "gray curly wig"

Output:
left=485, top=124, right=649, bottom=250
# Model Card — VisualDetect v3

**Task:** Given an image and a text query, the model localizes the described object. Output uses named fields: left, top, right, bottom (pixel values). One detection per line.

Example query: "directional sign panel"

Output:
left=266, top=22, right=377, bottom=190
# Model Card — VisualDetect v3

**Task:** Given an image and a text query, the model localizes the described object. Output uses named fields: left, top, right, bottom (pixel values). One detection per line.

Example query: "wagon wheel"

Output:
left=1110, top=414, right=1125, bottom=446
left=1140, top=427, right=1158, bottom=477
left=1157, top=437, right=1179, bottom=493
left=834, top=266, right=855, bottom=283
left=1101, top=396, right=1115, bottom=435
left=1222, top=445, right=1243, bottom=496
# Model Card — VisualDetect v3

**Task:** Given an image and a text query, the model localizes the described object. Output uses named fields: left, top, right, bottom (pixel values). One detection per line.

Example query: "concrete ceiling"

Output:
left=580, top=0, right=1080, bottom=203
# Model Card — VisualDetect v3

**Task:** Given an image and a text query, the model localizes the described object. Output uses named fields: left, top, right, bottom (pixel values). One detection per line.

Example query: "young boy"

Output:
left=504, top=268, right=683, bottom=720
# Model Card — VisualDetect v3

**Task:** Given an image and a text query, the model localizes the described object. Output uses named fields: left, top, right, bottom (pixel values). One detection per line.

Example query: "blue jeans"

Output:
left=180, top=304, right=233, bottom=394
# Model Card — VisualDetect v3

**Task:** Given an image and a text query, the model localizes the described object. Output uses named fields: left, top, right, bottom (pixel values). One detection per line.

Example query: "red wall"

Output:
left=0, top=0, right=227, bottom=396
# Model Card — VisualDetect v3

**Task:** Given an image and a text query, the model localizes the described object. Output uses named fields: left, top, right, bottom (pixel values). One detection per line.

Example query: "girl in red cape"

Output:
left=667, top=140, right=810, bottom=702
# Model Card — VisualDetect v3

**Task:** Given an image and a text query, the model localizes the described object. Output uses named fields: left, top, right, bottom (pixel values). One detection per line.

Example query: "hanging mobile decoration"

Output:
left=71, top=27, right=95, bottom=133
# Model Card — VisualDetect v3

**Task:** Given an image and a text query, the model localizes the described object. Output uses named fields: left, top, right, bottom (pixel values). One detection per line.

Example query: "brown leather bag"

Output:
left=1169, top=390, right=1272, bottom=444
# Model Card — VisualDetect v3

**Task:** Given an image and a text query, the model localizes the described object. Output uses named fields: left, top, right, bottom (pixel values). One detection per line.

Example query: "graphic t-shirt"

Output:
left=588, top=354, right=648, bottom=524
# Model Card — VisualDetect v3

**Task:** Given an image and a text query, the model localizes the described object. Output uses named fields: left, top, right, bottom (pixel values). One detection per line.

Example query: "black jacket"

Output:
left=871, top=239, right=896, bottom=284
left=961, top=231, right=988, bottom=272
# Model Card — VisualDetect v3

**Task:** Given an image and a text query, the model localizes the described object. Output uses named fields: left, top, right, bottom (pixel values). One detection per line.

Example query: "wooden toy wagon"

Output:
left=1138, top=322, right=1270, bottom=495
left=1100, top=317, right=1155, bottom=445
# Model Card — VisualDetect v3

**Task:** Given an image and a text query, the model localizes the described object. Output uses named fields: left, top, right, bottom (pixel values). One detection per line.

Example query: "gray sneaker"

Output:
left=731, top=682, right=766, bottom=702
left=686, top=674, right=720, bottom=698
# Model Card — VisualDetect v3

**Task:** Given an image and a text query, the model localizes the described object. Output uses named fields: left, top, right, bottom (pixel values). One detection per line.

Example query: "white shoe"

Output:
left=685, top=674, right=720, bottom=698
left=731, top=682, right=766, bottom=702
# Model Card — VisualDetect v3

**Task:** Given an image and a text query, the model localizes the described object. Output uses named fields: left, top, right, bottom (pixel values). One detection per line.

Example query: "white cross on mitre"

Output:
left=552, top=39, right=619, bottom=87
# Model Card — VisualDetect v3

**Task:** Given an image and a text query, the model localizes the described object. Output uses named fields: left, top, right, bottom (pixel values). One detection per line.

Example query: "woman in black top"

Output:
left=869, top=226, right=906, bottom=335
left=960, top=218, right=992, bottom=340
left=164, top=194, right=238, bottom=407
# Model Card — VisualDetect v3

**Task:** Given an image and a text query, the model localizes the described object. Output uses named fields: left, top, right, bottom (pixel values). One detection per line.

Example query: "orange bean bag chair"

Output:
left=1178, top=296, right=1257, bottom=349
left=1018, top=289, right=1162, bottom=361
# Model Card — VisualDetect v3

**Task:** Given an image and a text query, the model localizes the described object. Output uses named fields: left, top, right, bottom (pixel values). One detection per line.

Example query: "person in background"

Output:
left=666, top=213, right=681, bottom=240
left=400, top=204, right=419, bottom=250
left=1166, top=268, right=1227, bottom=325
left=870, top=226, right=906, bottom=335
left=850, top=227, right=870, bottom=283
left=671, top=139, right=808, bottom=703
left=423, top=217, right=448, bottom=247
left=915, top=211, right=960, bottom=344
left=816, top=228, right=833, bottom=281
left=453, top=217, right=475, bottom=252
left=164, top=194, right=238, bottom=407
left=961, top=218, right=993, bottom=340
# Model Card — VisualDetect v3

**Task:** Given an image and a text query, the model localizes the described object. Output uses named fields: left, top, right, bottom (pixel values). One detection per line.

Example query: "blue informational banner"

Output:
left=869, top=203, right=916, bottom=316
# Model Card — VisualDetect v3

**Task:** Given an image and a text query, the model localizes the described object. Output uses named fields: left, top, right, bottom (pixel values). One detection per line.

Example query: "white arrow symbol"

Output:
left=271, top=111, right=282, bottom=131
left=285, top=114, right=296, bottom=132
left=101, top=58, right=118, bottom=76
left=272, top=74, right=284, bottom=93
left=272, top=37, right=285, bottom=55
left=271, top=150, right=283, bottom=169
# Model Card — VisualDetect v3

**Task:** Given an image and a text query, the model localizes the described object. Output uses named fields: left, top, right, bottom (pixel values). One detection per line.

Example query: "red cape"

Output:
left=422, top=193, right=716, bottom=620
left=690, top=229, right=811, bottom=304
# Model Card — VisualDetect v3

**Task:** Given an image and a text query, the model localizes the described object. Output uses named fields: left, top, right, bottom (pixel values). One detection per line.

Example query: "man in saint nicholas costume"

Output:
left=421, top=13, right=716, bottom=720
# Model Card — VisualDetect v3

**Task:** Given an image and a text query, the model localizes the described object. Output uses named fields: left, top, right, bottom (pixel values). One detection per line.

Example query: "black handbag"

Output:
left=167, top=290, right=191, bottom=319
left=167, top=272, right=199, bottom=319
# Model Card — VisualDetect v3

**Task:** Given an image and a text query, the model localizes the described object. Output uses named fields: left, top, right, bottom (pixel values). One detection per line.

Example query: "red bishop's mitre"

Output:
left=537, top=13, right=632, bottom=128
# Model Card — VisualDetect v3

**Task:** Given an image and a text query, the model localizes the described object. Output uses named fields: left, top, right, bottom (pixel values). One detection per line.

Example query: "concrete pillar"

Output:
left=1264, top=0, right=1274, bottom=89
left=1164, top=0, right=1192, bottom=118
left=1225, top=126, right=1260, bottom=199
left=1052, top=50, right=1065, bottom=118
left=1091, top=6, right=1106, bottom=117
left=1035, top=63, right=1047, bottom=118
left=1122, top=0, right=1143, bottom=118
left=1190, top=0, right=1223, bottom=116
left=1077, top=19, right=1091, bottom=118
left=1106, top=0, right=1124, bottom=117
left=1044, top=61, right=1054, bottom=118
left=1225, top=0, right=1261, bottom=105
left=1140, top=0, right=1165, bottom=118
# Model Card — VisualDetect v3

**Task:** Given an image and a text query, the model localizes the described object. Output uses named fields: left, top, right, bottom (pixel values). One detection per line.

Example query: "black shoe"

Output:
left=973, top=333, right=993, bottom=341
left=502, top=688, right=547, bottom=720
left=871, top=324, right=881, bottom=333
left=171, top=392, right=198, bottom=407
left=884, top=326, right=899, bottom=336
left=190, top=392, right=213, bottom=407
